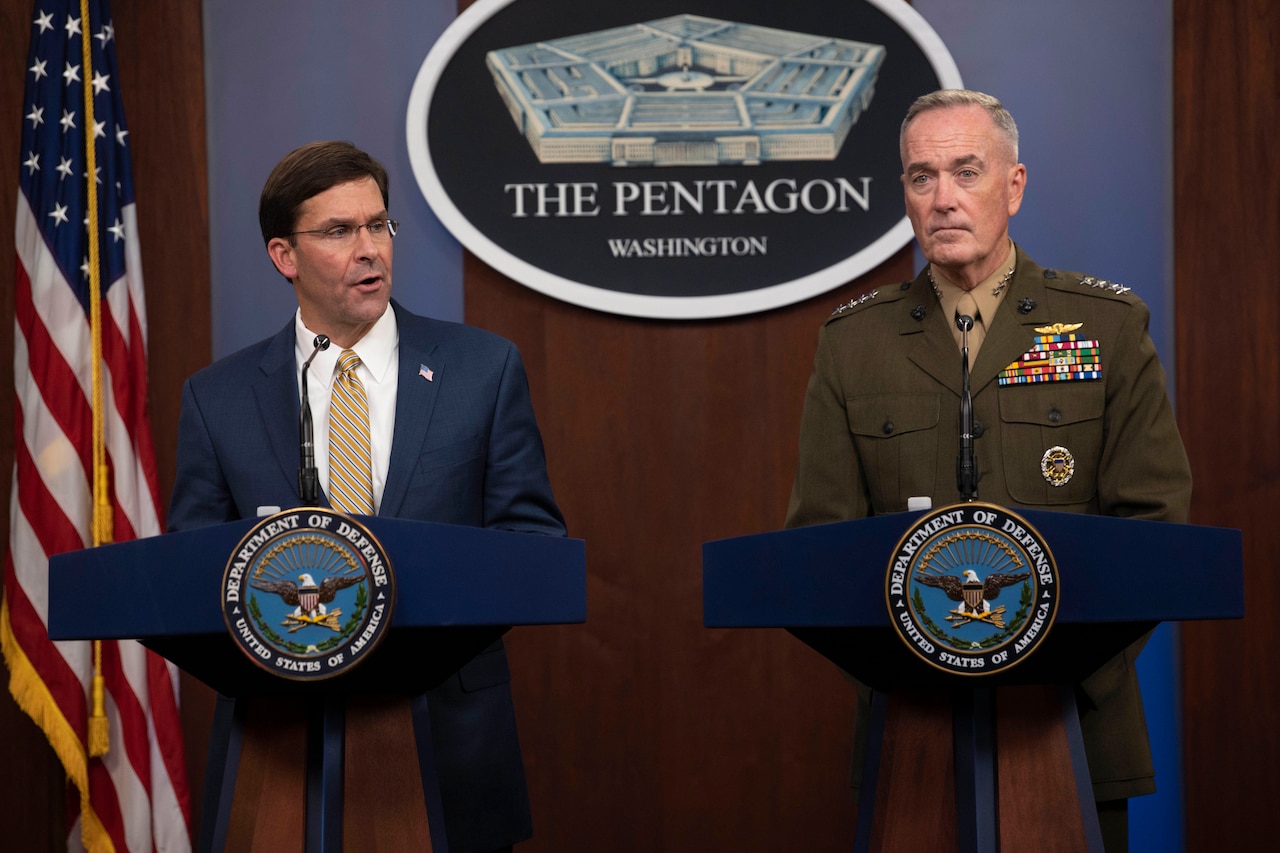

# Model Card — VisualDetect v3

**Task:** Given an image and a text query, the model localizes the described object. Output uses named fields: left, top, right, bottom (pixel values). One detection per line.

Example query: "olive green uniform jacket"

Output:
left=785, top=246, right=1192, bottom=802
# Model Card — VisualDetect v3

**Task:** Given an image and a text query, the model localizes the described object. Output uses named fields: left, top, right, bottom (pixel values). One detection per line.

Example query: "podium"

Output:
left=703, top=508, right=1243, bottom=852
left=48, top=516, right=587, bottom=853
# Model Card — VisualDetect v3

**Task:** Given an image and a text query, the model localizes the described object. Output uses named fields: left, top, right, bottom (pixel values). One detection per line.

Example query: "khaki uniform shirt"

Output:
left=786, top=246, right=1192, bottom=800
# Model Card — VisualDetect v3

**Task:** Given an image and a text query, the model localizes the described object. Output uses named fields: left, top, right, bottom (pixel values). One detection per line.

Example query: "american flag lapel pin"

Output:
left=419, top=364, right=434, bottom=382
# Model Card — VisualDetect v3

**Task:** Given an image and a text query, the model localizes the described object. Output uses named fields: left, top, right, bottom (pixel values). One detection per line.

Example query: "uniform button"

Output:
left=882, top=421, right=894, bottom=435
left=1049, top=409, right=1062, bottom=423
left=973, top=420, right=985, bottom=438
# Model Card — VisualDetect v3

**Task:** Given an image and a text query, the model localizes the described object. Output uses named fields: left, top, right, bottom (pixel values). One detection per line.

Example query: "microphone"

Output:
left=955, top=315, right=979, bottom=501
left=299, top=334, right=330, bottom=505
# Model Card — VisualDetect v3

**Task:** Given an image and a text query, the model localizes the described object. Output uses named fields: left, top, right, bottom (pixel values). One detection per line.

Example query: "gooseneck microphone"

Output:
left=298, top=334, right=330, bottom=505
left=955, top=315, right=979, bottom=501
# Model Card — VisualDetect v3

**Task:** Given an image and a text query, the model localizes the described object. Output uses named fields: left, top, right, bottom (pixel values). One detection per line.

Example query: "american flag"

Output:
left=2, top=2, right=192, bottom=851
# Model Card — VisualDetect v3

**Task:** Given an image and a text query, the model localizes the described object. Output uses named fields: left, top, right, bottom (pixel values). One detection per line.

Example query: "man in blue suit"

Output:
left=169, top=140, right=565, bottom=852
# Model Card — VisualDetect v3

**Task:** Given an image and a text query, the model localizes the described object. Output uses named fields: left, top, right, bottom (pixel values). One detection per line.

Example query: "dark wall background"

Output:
left=0, top=0, right=1276, bottom=850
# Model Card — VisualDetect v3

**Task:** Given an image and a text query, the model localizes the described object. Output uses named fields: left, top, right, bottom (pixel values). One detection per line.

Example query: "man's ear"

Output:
left=1007, top=163, right=1027, bottom=217
left=266, top=237, right=297, bottom=281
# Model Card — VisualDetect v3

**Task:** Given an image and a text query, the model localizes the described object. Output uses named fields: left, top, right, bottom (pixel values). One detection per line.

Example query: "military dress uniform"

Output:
left=785, top=245, right=1192, bottom=805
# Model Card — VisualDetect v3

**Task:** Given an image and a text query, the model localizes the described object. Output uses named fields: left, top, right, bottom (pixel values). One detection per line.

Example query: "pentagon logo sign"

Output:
left=222, top=508, right=396, bottom=681
left=407, top=0, right=961, bottom=319
left=886, top=503, right=1059, bottom=676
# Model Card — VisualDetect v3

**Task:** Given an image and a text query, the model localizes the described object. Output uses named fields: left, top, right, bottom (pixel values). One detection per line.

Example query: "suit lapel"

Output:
left=381, top=308, right=443, bottom=517
left=252, top=319, right=312, bottom=506
left=905, top=286, right=965, bottom=396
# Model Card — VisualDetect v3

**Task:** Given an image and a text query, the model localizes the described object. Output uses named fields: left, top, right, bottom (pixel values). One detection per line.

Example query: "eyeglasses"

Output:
left=290, top=219, right=399, bottom=246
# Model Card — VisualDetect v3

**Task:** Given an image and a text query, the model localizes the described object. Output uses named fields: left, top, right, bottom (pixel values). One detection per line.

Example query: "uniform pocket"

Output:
left=999, top=383, right=1103, bottom=506
left=847, top=394, right=940, bottom=512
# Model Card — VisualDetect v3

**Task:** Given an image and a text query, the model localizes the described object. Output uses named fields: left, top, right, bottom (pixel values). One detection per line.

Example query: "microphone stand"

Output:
left=299, top=334, right=330, bottom=505
left=956, top=315, right=979, bottom=501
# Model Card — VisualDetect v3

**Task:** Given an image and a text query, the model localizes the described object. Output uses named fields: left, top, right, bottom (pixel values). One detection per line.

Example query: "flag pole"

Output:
left=79, top=0, right=112, bottom=759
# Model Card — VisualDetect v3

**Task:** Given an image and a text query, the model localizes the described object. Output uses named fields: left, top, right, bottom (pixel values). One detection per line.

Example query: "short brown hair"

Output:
left=900, top=89, right=1020, bottom=163
left=258, top=141, right=390, bottom=245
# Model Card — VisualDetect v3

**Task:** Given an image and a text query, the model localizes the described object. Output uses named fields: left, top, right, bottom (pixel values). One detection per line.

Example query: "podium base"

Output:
left=200, top=695, right=445, bottom=852
left=855, top=685, right=1104, bottom=853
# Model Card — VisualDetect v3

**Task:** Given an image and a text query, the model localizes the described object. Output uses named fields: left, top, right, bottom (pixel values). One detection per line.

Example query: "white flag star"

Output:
left=115, top=124, right=129, bottom=146
left=23, top=152, right=40, bottom=174
left=34, top=10, right=54, bottom=33
left=30, top=58, right=48, bottom=81
left=63, top=62, right=80, bottom=86
left=65, top=14, right=81, bottom=38
left=92, top=119, right=106, bottom=139
left=26, top=106, right=44, bottom=128
left=57, top=156, right=74, bottom=180
left=94, top=24, right=115, bottom=45
left=91, top=70, right=110, bottom=94
left=108, top=218, right=126, bottom=242
left=49, top=203, right=69, bottom=226
left=60, top=109, right=76, bottom=131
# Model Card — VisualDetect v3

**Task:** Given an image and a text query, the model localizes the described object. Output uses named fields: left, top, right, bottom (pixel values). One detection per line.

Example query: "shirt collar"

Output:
left=929, top=240, right=1017, bottom=323
left=294, top=303, right=398, bottom=386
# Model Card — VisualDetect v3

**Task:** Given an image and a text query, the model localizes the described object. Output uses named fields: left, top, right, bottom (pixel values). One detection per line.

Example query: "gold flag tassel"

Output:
left=81, top=0, right=112, bottom=758
left=88, top=643, right=109, bottom=756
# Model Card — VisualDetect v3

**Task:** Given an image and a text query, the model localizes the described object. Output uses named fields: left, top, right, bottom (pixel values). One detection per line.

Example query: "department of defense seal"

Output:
left=886, top=503, right=1059, bottom=676
left=221, top=508, right=397, bottom=681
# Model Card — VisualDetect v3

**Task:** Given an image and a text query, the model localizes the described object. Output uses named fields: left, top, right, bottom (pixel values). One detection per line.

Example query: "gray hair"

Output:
left=899, top=89, right=1020, bottom=163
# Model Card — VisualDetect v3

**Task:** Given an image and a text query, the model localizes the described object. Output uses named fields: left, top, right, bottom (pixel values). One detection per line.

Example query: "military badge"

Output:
left=886, top=503, right=1059, bottom=676
left=1041, top=446, right=1076, bottom=487
left=999, top=323, right=1101, bottom=385
left=221, top=508, right=397, bottom=681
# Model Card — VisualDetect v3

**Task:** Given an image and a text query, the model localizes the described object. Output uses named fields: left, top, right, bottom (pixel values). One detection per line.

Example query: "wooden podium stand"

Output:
left=48, top=517, right=586, bottom=852
left=703, top=509, right=1243, bottom=852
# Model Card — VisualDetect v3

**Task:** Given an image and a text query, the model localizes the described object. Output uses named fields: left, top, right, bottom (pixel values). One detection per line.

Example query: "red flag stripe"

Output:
left=2, top=550, right=89, bottom=732
left=13, top=263, right=96, bottom=487
left=108, top=273, right=165, bottom=519
left=17, top=227, right=155, bottom=547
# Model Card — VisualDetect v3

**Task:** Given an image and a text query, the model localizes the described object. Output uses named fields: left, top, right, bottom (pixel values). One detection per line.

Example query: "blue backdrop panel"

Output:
left=203, top=0, right=462, bottom=358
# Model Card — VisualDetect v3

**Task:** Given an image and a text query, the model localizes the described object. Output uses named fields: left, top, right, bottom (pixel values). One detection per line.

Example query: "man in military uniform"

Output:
left=785, top=89, right=1191, bottom=850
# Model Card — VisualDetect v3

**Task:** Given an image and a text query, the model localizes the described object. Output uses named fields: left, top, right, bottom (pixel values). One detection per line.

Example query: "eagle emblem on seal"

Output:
left=916, top=568, right=1031, bottom=629
left=251, top=572, right=363, bottom=633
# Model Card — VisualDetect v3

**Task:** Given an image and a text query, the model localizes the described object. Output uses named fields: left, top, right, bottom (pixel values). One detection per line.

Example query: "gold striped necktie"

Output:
left=328, top=349, right=374, bottom=515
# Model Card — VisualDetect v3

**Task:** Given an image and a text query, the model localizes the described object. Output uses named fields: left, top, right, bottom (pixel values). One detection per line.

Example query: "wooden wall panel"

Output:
left=1174, top=1, right=1280, bottom=848
left=466, top=251, right=909, bottom=849
left=0, top=0, right=212, bottom=848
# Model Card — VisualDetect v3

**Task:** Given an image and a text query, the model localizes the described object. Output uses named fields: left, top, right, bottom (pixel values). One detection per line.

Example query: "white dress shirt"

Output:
left=294, top=305, right=398, bottom=513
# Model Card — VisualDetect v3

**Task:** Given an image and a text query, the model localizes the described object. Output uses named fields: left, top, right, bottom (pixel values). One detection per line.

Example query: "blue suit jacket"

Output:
left=169, top=301, right=565, bottom=852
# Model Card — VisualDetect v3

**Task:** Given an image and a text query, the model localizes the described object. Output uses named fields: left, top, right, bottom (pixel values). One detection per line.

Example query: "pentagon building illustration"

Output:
left=486, top=14, right=886, bottom=167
